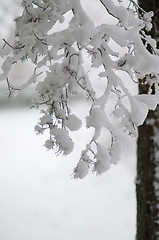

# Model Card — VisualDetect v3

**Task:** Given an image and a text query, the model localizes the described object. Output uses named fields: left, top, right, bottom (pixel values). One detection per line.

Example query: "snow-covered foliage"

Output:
left=1, top=0, right=159, bottom=178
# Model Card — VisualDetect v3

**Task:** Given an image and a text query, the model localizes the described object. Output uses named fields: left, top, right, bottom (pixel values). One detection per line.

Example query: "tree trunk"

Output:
left=136, top=1, right=159, bottom=239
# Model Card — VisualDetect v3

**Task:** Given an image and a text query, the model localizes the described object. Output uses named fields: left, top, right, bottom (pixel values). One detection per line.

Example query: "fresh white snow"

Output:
left=0, top=1, right=138, bottom=239
left=0, top=108, right=136, bottom=240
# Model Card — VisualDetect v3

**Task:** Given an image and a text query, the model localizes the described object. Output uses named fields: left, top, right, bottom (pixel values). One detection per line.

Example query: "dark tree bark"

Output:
left=136, top=1, right=159, bottom=239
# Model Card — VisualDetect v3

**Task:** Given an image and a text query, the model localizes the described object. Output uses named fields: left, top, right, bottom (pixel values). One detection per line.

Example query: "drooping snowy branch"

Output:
left=1, top=0, right=159, bottom=178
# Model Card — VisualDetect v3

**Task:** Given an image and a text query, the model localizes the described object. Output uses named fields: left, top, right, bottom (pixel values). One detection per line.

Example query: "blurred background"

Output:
left=0, top=1, right=136, bottom=239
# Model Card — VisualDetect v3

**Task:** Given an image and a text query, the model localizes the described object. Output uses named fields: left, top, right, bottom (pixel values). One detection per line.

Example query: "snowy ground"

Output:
left=0, top=108, right=136, bottom=240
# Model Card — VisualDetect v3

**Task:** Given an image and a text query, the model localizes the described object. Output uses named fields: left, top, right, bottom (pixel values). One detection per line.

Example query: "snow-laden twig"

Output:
left=1, top=0, right=159, bottom=178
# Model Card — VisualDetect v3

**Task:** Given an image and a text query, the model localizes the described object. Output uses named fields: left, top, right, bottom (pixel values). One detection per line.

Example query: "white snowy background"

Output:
left=0, top=1, right=136, bottom=239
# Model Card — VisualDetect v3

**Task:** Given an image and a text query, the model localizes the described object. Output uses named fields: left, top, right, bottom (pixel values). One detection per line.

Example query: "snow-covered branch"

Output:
left=1, top=0, right=159, bottom=178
